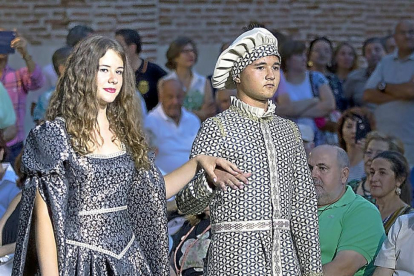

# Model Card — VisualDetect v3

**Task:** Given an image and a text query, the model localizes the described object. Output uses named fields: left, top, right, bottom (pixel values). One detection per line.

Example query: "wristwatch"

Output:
left=377, top=81, right=387, bottom=92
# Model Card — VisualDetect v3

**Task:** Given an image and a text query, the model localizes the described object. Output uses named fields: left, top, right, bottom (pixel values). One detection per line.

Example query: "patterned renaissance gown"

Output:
left=176, top=97, right=323, bottom=276
left=12, top=118, right=169, bottom=276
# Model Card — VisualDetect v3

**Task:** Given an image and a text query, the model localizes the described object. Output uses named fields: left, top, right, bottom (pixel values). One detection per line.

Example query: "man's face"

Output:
left=364, top=42, right=385, bottom=68
left=394, top=21, right=414, bottom=53
left=237, top=55, right=280, bottom=106
left=308, top=146, right=348, bottom=206
left=115, top=35, right=136, bottom=60
left=160, top=80, right=185, bottom=121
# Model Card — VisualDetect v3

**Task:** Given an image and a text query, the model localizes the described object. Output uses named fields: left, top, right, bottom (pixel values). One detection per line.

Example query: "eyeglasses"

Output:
left=364, top=150, right=384, bottom=158
left=396, top=30, right=414, bottom=36
left=181, top=49, right=195, bottom=54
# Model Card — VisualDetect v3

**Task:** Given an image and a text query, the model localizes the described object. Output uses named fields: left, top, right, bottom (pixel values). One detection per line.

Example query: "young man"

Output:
left=176, top=27, right=322, bottom=276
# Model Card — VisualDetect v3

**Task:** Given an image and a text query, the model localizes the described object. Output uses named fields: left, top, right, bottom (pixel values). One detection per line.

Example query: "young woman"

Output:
left=12, top=36, right=248, bottom=276
left=337, top=107, right=376, bottom=183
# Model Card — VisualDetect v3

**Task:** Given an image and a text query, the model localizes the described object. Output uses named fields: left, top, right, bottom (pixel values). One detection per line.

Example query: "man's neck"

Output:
left=397, top=48, right=414, bottom=60
left=310, top=64, right=328, bottom=75
left=237, top=94, right=269, bottom=111
left=130, top=55, right=142, bottom=72
left=318, top=186, right=346, bottom=208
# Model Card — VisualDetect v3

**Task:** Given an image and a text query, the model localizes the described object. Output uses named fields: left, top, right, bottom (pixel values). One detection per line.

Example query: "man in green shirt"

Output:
left=308, top=145, right=385, bottom=276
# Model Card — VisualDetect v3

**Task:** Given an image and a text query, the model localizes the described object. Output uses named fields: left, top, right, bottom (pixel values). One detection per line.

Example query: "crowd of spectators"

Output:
left=1, top=19, right=413, bottom=276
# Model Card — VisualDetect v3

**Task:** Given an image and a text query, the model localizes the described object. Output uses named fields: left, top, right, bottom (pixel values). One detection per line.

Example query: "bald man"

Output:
left=144, top=78, right=200, bottom=174
left=363, top=20, right=414, bottom=168
left=308, top=145, right=384, bottom=276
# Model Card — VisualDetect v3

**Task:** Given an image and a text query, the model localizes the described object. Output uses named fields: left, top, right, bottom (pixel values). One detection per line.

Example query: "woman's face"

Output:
left=96, top=49, right=124, bottom=107
left=369, top=158, right=402, bottom=199
left=363, top=140, right=390, bottom=175
left=287, top=51, right=307, bottom=72
left=309, top=40, right=332, bottom=67
left=174, top=43, right=196, bottom=69
left=335, top=45, right=355, bottom=71
left=341, top=118, right=357, bottom=148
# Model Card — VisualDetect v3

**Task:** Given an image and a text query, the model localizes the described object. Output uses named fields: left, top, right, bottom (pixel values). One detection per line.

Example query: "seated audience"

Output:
left=277, top=40, right=336, bottom=145
left=0, top=152, right=25, bottom=275
left=337, top=107, right=376, bottom=183
left=145, top=78, right=200, bottom=174
left=115, top=29, right=167, bottom=111
left=343, top=37, right=386, bottom=111
left=169, top=208, right=211, bottom=276
left=164, top=37, right=215, bottom=121
left=33, top=47, right=72, bottom=124
left=0, top=32, right=44, bottom=166
left=373, top=213, right=414, bottom=276
left=349, top=131, right=404, bottom=203
left=369, top=151, right=413, bottom=234
left=332, top=42, right=358, bottom=83
left=0, top=135, right=20, bottom=219
left=308, top=145, right=384, bottom=276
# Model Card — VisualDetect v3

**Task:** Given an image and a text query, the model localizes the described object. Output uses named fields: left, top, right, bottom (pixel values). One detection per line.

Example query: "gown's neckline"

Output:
left=86, top=143, right=127, bottom=159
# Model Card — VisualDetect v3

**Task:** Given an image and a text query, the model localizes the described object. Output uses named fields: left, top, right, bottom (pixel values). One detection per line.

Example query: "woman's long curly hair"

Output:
left=46, top=35, right=149, bottom=169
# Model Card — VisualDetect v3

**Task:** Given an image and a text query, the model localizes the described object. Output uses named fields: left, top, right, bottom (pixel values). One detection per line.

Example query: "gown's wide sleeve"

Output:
left=12, top=119, right=70, bottom=276
left=128, top=153, right=169, bottom=276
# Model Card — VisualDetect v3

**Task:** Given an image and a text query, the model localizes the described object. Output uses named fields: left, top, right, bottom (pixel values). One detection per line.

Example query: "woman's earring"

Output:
left=395, top=187, right=402, bottom=196
left=307, top=61, right=313, bottom=67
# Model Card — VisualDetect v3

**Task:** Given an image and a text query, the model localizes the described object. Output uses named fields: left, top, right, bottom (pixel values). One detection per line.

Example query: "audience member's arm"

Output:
left=193, top=79, right=216, bottom=121
left=11, top=35, right=36, bottom=74
left=383, top=76, right=414, bottom=100
left=363, top=89, right=398, bottom=104
left=2, top=124, right=17, bottom=142
left=372, top=267, right=394, bottom=276
left=300, top=83, right=336, bottom=118
left=362, top=60, right=400, bottom=104
left=322, top=250, right=367, bottom=276
left=275, top=93, right=318, bottom=118
left=34, top=189, right=59, bottom=276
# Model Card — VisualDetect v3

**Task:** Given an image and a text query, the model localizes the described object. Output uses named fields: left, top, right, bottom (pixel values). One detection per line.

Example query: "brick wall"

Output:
left=1, top=0, right=413, bottom=72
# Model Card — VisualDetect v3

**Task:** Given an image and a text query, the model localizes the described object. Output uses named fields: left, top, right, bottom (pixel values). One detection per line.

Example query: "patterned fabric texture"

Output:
left=176, top=97, right=323, bottom=276
left=231, top=44, right=280, bottom=80
left=12, top=118, right=169, bottom=276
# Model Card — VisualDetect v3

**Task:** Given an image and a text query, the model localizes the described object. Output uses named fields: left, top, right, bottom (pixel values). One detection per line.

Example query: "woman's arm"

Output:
left=193, top=79, right=216, bottom=121
left=276, top=93, right=318, bottom=118
left=34, top=189, right=59, bottom=276
left=300, top=83, right=336, bottom=118
left=164, top=155, right=250, bottom=199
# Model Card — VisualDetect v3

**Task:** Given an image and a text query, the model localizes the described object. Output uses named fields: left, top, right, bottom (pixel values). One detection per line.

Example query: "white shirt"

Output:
left=375, top=213, right=414, bottom=276
left=0, top=163, right=20, bottom=218
left=145, top=104, right=200, bottom=174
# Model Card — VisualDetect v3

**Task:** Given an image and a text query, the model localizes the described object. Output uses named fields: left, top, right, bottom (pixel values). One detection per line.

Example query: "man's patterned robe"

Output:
left=177, top=97, right=323, bottom=276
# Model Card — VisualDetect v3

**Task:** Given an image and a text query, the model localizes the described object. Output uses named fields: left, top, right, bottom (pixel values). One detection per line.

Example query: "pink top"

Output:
left=1, top=64, right=44, bottom=146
